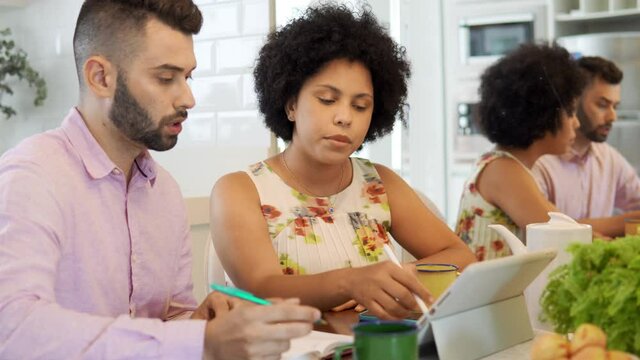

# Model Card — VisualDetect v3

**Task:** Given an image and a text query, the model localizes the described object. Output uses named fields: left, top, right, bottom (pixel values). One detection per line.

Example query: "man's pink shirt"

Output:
left=0, top=108, right=205, bottom=359
left=533, top=142, right=640, bottom=219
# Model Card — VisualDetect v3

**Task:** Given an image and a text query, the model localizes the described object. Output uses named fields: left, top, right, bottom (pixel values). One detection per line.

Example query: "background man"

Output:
left=533, top=56, right=640, bottom=237
left=0, top=1, right=319, bottom=359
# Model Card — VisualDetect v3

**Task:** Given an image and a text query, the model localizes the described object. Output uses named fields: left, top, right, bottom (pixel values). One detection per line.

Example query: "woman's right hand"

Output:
left=330, top=299, right=366, bottom=312
left=344, top=261, right=433, bottom=320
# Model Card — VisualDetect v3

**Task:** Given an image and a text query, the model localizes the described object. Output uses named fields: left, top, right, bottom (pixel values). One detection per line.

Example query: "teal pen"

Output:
left=210, top=284, right=272, bottom=305
left=209, top=284, right=328, bottom=325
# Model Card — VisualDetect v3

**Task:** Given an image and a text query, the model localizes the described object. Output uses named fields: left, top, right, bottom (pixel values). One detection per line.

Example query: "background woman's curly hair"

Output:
left=253, top=3, right=411, bottom=143
left=478, top=42, right=586, bottom=148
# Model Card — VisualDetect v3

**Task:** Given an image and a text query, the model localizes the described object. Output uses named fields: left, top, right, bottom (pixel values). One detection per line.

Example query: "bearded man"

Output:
left=533, top=56, right=640, bottom=237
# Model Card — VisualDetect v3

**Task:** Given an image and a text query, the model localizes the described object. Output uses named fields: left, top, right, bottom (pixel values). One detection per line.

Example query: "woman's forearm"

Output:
left=244, top=268, right=355, bottom=311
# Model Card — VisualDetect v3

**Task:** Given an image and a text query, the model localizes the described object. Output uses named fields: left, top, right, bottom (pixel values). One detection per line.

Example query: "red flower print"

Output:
left=375, top=223, right=390, bottom=244
left=459, top=216, right=473, bottom=232
left=365, top=182, right=386, bottom=196
left=315, top=198, right=329, bottom=207
left=469, top=183, right=477, bottom=193
left=294, top=217, right=309, bottom=237
left=282, top=267, right=295, bottom=275
left=308, top=206, right=328, bottom=217
left=321, top=215, right=334, bottom=224
left=475, top=246, right=486, bottom=261
left=261, top=205, right=282, bottom=219
left=491, top=240, right=504, bottom=252
left=474, top=208, right=484, bottom=216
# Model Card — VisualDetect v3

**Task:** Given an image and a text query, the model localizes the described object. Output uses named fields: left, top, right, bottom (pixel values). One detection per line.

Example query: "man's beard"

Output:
left=109, top=73, right=187, bottom=151
left=577, top=103, right=610, bottom=143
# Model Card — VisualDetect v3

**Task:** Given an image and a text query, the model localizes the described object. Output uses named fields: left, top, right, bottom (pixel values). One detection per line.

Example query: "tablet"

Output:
left=357, top=249, right=556, bottom=329
left=428, top=248, right=557, bottom=320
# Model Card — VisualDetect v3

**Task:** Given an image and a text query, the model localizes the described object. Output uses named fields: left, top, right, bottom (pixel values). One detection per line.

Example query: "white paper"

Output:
left=282, top=330, right=353, bottom=360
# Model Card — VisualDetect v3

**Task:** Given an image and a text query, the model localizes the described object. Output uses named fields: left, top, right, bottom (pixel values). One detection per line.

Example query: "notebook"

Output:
left=282, top=330, right=353, bottom=360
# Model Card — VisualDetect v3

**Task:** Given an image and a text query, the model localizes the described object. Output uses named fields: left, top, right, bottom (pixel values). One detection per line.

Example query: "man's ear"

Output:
left=83, top=55, right=117, bottom=98
left=285, top=97, right=297, bottom=122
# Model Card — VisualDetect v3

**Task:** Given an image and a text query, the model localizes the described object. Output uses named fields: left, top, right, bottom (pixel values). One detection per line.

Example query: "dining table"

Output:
left=315, top=310, right=534, bottom=360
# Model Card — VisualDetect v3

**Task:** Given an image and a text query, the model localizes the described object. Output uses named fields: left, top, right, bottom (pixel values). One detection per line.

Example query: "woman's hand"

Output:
left=344, top=261, right=433, bottom=320
left=330, top=299, right=366, bottom=312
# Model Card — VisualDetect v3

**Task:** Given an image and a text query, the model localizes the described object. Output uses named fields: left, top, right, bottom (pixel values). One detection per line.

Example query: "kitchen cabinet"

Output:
left=550, top=0, right=640, bottom=37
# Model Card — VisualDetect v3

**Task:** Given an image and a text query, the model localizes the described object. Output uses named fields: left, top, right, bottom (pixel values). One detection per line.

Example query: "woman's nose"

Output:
left=333, top=104, right=352, bottom=126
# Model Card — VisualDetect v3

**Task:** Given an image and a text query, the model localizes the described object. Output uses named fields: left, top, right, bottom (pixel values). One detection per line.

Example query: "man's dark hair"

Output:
left=577, top=56, right=623, bottom=85
left=73, top=0, right=202, bottom=87
left=253, top=3, right=411, bottom=143
left=478, top=42, right=586, bottom=149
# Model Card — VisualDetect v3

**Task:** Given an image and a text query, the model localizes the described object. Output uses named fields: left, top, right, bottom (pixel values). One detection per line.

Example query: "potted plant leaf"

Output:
left=0, top=27, right=47, bottom=119
left=540, top=236, right=640, bottom=355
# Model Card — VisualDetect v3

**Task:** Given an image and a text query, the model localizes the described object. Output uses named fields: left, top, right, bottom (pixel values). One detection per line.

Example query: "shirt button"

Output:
left=112, top=169, right=121, bottom=175
left=132, top=254, right=137, bottom=263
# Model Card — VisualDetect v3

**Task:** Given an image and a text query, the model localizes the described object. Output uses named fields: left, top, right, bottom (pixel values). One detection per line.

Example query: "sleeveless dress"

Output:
left=455, top=150, right=532, bottom=261
left=245, top=157, right=392, bottom=275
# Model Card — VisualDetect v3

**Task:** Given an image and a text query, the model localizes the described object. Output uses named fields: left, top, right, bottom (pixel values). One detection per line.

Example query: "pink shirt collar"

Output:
left=61, top=107, right=157, bottom=182
left=561, top=142, right=594, bottom=164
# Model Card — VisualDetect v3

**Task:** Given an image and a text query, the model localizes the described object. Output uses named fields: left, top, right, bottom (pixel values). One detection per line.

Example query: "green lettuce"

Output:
left=540, top=236, right=640, bottom=355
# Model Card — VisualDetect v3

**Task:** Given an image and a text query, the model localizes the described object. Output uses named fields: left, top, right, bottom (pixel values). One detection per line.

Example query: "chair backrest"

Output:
left=414, top=188, right=445, bottom=221
left=401, top=188, right=446, bottom=262
left=204, top=233, right=227, bottom=294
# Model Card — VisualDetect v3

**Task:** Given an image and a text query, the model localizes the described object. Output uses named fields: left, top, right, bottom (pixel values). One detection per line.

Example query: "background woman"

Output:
left=210, top=4, right=475, bottom=320
left=455, top=42, right=585, bottom=261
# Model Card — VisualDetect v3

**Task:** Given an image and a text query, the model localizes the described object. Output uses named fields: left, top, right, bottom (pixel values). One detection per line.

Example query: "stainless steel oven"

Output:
left=459, top=13, right=536, bottom=65
left=445, top=1, right=549, bottom=163
left=450, top=0, right=548, bottom=81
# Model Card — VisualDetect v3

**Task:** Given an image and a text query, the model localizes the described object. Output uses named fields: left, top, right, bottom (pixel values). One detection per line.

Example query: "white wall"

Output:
left=155, top=0, right=272, bottom=198
left=399, top=0, right=447, bottom=213
left=0, top=0, right=81, bottom=153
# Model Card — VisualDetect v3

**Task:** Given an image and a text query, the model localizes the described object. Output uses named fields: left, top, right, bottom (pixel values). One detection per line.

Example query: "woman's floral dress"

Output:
left=246, top=157, right=391, bottom=275
left=455, top=150, right=530, bottom=261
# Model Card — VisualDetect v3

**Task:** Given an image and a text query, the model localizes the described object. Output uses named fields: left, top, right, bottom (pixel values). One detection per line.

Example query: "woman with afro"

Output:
left=455, top=42, right=586, bottom=261
left=210, top=3, right=475, bottom=320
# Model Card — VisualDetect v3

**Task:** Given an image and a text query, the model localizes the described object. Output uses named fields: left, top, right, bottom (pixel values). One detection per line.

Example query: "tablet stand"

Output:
left=430, top=294, right=533, bottom=360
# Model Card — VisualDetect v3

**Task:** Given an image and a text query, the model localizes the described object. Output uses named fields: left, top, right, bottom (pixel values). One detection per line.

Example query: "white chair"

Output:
left=203, top=234, right=227, bottom=295
left=400, top=189, right=446, bottom=262
left=414, top=189, right=445, bottom=221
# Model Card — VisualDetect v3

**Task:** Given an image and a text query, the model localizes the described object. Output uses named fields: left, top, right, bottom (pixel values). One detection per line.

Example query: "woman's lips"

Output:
left=325, top=135, right=351, bottom=144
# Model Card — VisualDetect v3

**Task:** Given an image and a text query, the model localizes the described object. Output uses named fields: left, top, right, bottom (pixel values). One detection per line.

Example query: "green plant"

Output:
left=540, top=236, right=640, bottom=355
left=0, top=28, right=47, bottom=118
